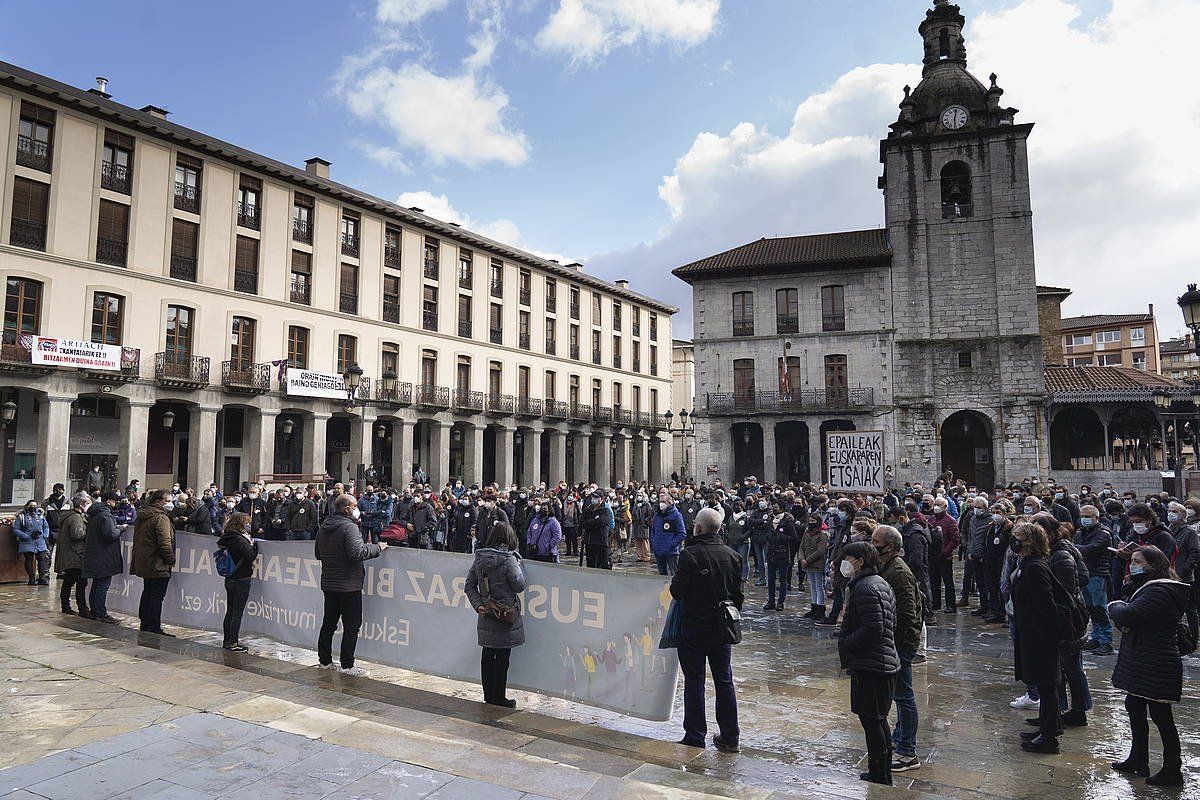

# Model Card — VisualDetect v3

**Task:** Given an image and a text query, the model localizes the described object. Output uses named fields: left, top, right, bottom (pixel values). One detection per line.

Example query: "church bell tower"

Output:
left=881, top=0, right=1046, bottom=486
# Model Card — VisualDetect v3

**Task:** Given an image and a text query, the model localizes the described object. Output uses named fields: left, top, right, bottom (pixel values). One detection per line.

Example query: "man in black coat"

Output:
left=669, top=507, right=743, bottom=753
left=447, top=495, right=476, bottom=553
left=579, top=491, right=613, bottom=569
left=236, top=489, right=268, bottom=538
left=82, top=492, right=123, bottom=624
left=315, top=494, right=386, bottom=674
left=286, top=491, right=319, bottom=541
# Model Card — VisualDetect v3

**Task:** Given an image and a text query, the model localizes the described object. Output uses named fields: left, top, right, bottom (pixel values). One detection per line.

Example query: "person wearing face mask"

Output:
left=1008, top=521, right=1063, bottom=754
left=926, top=500, right=961, bottom=615
left=837, top=541, right=900, bottom=785
left=725, top=501, right=752, bottom=581
left=54, top=494, right=91, bottom=615
left=962, top=496, right=993, bottom=615
left=679, top=490, right=701, bottom=538
left=512, top=492, right=533, bottom=558
left=748, top=497, right=774, bottom=587
left=213, top=494, right=236, bottom=535
left=817, top=499, right=858, bottom=627
left=631, top=493, right=654, bottom=563
left=407, top=492, right=438, bottom=550
left=285, top=487, right=319, bottom=541
left=185, top=490, right=214, bottom=535
left=762, top=510, right=798, bottom=612
left=981, top=502, right=1014, bottom=624
left=14, top=501, right=52, bottom=585
left=650, top=492, right=687, bottom=576
left=1106, top=545, right=1190, bottom=787
left=315, top=494, right=387, bottom=676
left=217, top=512, right=258, bottom=652
left=357, top=484, right=383, bottom=544
left=560, top=493, right=580, bottom=560
left=82, top=493, right=123, bottom=623
left=131, top=489, right=178, bottom=635
left=579, top=490, right=614, bottom=569
left=799, top=514, right=830, bottom=619
left=1074, top=504, right=1114, bottom=655
left=526, top=501, right=562, bottom=563
left=42, top=482, right=68, bottom=553
left=870, top=525, right=923, bottom=773
left=1049, top=488, right=1079, bottom=529
left=236, top=487, right=268, bottom=539
left=1116, top=505, right=1176, bottom=579
left=1165, top=502, right=1199, bottom=587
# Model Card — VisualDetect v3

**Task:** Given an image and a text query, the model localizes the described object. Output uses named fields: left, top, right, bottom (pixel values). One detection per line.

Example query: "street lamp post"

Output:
left=1, top=398, right=16, bottom=505
left=1154, top=388, right=1200, bottom=498
left=666, top=408, right=697, bottom=483
left=1178, top=284, right=1200, bottom=357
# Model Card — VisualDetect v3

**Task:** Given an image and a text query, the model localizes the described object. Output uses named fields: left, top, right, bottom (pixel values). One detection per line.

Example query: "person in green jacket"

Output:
left=872, top=525, right=924, bottom=774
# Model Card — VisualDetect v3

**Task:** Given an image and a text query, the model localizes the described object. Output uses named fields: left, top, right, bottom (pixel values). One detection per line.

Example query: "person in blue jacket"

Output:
left=650, top=490, right=687, bottom=576
left=13, top=500, right=52, bottom=585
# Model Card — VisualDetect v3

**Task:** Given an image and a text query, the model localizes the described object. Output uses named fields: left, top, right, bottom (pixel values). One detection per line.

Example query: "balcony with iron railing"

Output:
left=422, top=311, right=438, bottom=332
left=95, top=237, right=127, bottom=267
left=545, top=400, right=569, bottom=419
left=458, top=319, right=472, bottom=339
left=174, top=181, right=200, bottom=213
left=292, top=218, right=312, bottom=244
left=613, top=353, right=622, bottom=369
left=80, top=359, right=139, bottom=383
left=570, top=344, right=580, bottom=360
left=634, top=411, right=651, bottom=429
left=290, top=276, right=310, bottom=305
left=570, top=303, right=580, bottom=319
left=383, top=300, right=400, bottom=324
left=341, top=231, right=359, bottom=257
left=613, top=407, right=633, bottom=426
left=16, top=135, right=51, bottom=172
left=592, top=405, right=613, bottom=424
left=732, top=318, right=754, bottom=337
left=592, top=348, right=602, bottom=365
left=519, top=332, right=530, bottom=350
left=453, top=389, right=484, bottom=414
left=702, top=388, right=874, bottom=415
left=0, top=342, right=51, bottom=373
left=822, top=314, right=846, bottom=332
left=519, top=287, right=531, bottom=306
left=415, top=384, right=450, bottom=408
left=569, top=403, right=591, bottom=422
left=515, top=396, right=543, bottom=418
left=632, top=356, right=641, bottom=373
left=776, top=314, right=799, bottom=334
left=632, top=321, right=641, bottom=338
left=170, top=254, right=197, bottom=282
left=459, top=271, right=473, bottom=290
left=234, top=268, right=258, bottom=294
left=423, top=257, right=439, bottom=280
left=236, top=202, right=260, bottom=230
left=9, top=218, right=46, bottom=251
left=485, top=393, right=514, bottom=415
left=100, top=160, right=130, bottom=193
left=652, top=413, right=669, bottom=429
left=155, top=352, right=209, bottom=388
left=490, top=280, right=503, bottom=298
left=490, top=328, right=503, bottom=345
left=384, top=244, right=401, bottom=269
left=375, top=381, right=413, bottom=406
left=340, top=291, right=358, bottom=315
left=545, top=337, right=556, bottom=355
left=221, top=361, right=270, bottom=394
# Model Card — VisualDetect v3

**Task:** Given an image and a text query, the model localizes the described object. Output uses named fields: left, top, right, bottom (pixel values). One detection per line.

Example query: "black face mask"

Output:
left=1010, top=539, right=1023, bottom=555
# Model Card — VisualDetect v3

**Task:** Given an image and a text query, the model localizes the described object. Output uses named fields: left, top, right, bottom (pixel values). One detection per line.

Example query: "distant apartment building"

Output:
left=1160, top=334, right=1199, bottom=382
left=1059, top=308, right=1159, bottom=372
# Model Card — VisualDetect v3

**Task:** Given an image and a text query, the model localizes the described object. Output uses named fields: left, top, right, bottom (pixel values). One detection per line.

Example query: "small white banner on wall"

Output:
left=285, top=368, right=350, bottom=399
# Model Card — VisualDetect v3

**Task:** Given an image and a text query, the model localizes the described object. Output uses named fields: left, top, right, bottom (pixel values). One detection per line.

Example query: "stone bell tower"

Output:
left=880, top=0, right=1046, bottom=486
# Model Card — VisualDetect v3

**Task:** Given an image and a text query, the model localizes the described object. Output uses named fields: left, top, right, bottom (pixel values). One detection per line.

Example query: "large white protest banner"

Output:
left=106, top=533, right=680, bottom=720
left=825, top=429, right=886, bottom=493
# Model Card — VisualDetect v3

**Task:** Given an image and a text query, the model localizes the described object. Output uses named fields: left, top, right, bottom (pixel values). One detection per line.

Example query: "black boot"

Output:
left=1146, top=756, right=1184, bottom=787
left=1112, top=754, right=1150, bottom=777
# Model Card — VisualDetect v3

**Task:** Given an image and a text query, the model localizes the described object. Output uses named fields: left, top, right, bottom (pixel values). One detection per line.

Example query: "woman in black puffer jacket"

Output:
left=1035, top=515, right=1092, bottom=727
left=837, top=541, right=900, bottom=786
left=1108, top=545, right=1190, bottom=787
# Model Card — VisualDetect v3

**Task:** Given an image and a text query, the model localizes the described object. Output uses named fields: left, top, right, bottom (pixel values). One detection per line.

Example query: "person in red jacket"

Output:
left=927, top=498, right=961, bottom=613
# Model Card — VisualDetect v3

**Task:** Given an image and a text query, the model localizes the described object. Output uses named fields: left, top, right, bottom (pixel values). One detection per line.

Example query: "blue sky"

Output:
left=4, top=0, right=1194, bottom=340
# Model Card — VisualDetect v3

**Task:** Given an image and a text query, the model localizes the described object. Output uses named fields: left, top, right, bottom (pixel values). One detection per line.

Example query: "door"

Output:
left=824, top=354, right=848, bottom=405
left=733, top=358, right=755, bottom=410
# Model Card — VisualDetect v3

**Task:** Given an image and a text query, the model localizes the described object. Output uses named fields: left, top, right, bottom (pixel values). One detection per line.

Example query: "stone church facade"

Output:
left=674, top=0, right=1046, bottom=489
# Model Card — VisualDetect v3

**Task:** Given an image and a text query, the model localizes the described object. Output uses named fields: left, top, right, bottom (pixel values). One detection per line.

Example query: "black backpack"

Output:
left=1049, top=570, right=1089, bottom=646
left=1178, top=595, right=1199, bottom=657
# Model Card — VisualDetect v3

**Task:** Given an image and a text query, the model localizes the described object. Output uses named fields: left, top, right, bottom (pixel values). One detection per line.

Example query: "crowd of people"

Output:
left=7, top=471, right=1197, bottom=787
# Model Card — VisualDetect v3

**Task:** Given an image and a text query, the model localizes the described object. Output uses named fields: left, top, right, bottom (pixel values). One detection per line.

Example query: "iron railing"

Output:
left=170, top=254, right=197, bottom=282
left=95, top=237, right=127, bottom=266
left=458, top=319, right=472, bottom=338
left=613, top=408, right=633, bottom=426
left=703, top=388, right=874, bottom=414
left=16, top=135, right=51, bottom=171
left=613, top=353, right=622, bottom=369
left=822, top=314, right=846, bottom=332
left=375, top=381, right=413, bottom=406
left=458, top=271, right=472, bottom=290
left=486, top=393, right=514, bottom=415
left=9, top=219, right=46, bottom=251
left=592, top=348, right=602, bottom=365
left=519, top=287, right=531, bottom=306
left=174, top=182, right=200, bottom=213
left=422, top=311, right=438, bottom=332
left=155, top=352, right=209, bottom=386
left=519, top=332, right=530, bottom=350
left=292, top=218, right=312, bottom=244
left=490, top=328, right=502, bottom=345
left=234, top=268, right=258, bottom=294
left=545, top=337, right=556, bottom=355
left=733, top=319, right=754, bottom=337
left=632, top=321, right=641, bottom=337
left=423, top=258, right=439, bottom=281
left=0, top=343, right=35, bottom=368
left=221, top=361, right=270, bottom=393
left=570, top=303, right=580, bottom=319
left=546, top=400, right=569, bottom=419
left=453, top=389, right=484, bottom=413
left=341, top=231, right=359, bottom=257
left=383, top=300, right=400, bottom=324
left=290, top=276, right=310, bottom=305
left=943, top=202, right=974, bottom=219
left=339, top=291, right=358, bottom=315
left=516, top=396, right=543, bottom=418
left=632, top=355, right=641, bottom=373
left=236, top=202, right=259, bottom=230
left=415, top=384, right=450, bottom=408
left=593, top=405, right=612, bottom=424
left=384, top=244, right=401, bottom=268
left=100, top=161, right=130, bottom=193
left=490, top=280, right=503, bottom=298
left=569, top=403, right=591, bottom=422
left=776, top=314, right=799, bottom=334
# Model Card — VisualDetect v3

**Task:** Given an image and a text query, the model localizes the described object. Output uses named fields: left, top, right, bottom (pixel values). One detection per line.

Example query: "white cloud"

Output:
left=353, top=139, right=411, bottom=172
left=376, top=0, right=452, bottom=25
left=397, top=190, right=570, bottom=262
left=536, top=0, right=721, bottom=63
left=589, top=0, right=1200, bottom=339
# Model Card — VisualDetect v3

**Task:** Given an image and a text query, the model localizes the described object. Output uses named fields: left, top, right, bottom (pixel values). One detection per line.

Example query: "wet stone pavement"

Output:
left=0, top=555, right=1197, bottom=800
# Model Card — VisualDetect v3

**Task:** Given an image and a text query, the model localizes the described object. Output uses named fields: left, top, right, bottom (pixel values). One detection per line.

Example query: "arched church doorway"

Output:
left=941, top=411, right=994, bottom=487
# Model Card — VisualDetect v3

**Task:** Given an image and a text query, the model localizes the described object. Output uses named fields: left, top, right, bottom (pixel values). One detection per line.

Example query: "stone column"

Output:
left=390, top=418, right=414, bottom=487
left=248, top=408, right=279, bottom=482
left=118, top=399, right=152, bottom=490
left=466, top=423, right=485, bottom=486
left=761, top=420, right=777, bottom=485
left=648, top=437, right=664, bottom=485
left=348, top=412, right=377, bottom=487
left=545, top=429, right=567, bottom=484
left=430, top=420, right=451, bottom=488
left=569, top=431, right=589, bottom=485
left=612, top=434, right=629, bottom=485
left=305, top=412, right=331, bottom=480
left=495, top=425, right=515, bottom=488
left=592, top=433, right=611, bottom=488
left=809, top=423, right=825, bottom=485
left=631, top=434, right=648, bottom=483
left=1100, top=419, right=1112, bottom=471
left=35, top=395, right=73, bottom=500
left=521, top=428, right=542, bottom=488
left=186, top=405, right=220, bottom=490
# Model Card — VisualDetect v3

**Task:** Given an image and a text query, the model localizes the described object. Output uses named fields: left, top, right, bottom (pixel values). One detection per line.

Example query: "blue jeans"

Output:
left=1061, top=648, right=1092, bottom=712
left=1082, top=576, right=1112, bottom=646
left=767, top=563, right=788, bottom=605
left=655, top=553, right=679, bottom=576
left=753, top=542, right=767, bottom=582
left=678, top=643, right=739, bottom=746
left=807, top=569, right=826, bottom=605
left=892, top=649, right=918, bottom=757
left=89, top=576, right=112, bottom=618
left=734, top=541, right=750, bottom=581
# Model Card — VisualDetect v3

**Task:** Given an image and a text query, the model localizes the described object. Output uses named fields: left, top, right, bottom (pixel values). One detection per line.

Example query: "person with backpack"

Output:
left=1039, top=514, right=1092, bottom=729
left=762, top=510, right=798, bottom=612
left=1009, top=521, right=1063, bottom=754
left=217, top=512, right=258, bottom=652
left=1108, top=545, right=1192, bottom=787
left=464, top=522, right=526, bottom=708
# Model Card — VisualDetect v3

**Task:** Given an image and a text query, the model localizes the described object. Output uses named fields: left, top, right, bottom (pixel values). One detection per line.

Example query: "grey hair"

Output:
left=874, top=524, right=903, bottom=552
left=694, top=507, right=723, bottom=536
left=1080, top=504, right=1099, bottom=516
left=71, top=492, right=92, bottom=510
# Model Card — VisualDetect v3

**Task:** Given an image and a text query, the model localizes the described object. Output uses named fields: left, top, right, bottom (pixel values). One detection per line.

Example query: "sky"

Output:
left=4, top=0, right=1197, bottom=340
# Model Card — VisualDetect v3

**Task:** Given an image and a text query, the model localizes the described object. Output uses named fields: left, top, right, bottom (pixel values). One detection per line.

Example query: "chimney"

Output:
left=1149, top=303, right=1154, bottom=318
left=408, top=206, right=424, bottom=213
left=616, top=279, right=630, bottom=289
left=566, top=262, right=584, bottom=272
left=140, top=104, right=169, bottom=119
left=304, top=157, right=331, bottom=179
left=88, top=76, right=111, bottom=99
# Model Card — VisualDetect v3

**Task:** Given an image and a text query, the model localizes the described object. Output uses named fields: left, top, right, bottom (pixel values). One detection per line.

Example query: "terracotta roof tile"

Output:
left=1045, top=366, right=1191, bottom=400
left=672, top=229, right=890, bottom=280
left=1059, top=313, right=1153, bottom=331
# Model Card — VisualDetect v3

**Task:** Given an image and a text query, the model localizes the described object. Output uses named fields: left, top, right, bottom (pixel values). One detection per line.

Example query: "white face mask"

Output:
left=1167, top=512, right=1181, bottom=525
left=839, top=560, right=856, bottom=578
left=1131, top=522, right=1148, bottom=535
left=1023, top=507, right=1036, bottom=515
left=991, top=513, right=1005, bottom=524
left=351, top=508, right=361, bottom=520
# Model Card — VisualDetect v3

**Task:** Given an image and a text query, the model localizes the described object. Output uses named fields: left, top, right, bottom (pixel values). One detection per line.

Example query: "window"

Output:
left=821, top=285, right=846, bottom=331
left=170, top=219, right=199, bottom=281
left=519, top=310, right=531, bottom=350
left=458, top=294, right=472, bottom=338
left=422, top=285, right=438, bottom=331
left=17, top=102, right=54, bottom=172
left=776, top=289, right=798, bottom=333
left=592, top=329, right=602, bottom=364
left=591, top=379, right=602, bottom=409
left=650, top=344, right=658, bottom=376
left=545, top=370, right=556, bottom=402
left=1066, top=333, right=1093, bottom=347
left=101, top=130, right=133, bottom=193
left=383, top=226, right=402, bottom=268
left=237, top=177, right=261, bottom=230
left=383, top=273, right=401, bottom=323
left=174, top=154, right=202, bottom=213
left=1096, top=330, right=1121, bottom=344
left=778, top=356, right=802, bottom=401
left=569, top=375, right=580, bottom=407
left=1098, top=353, right=1123, bottom=366
left=341, top=213, right=359, bottom=257
left=423, top=237, right=439, bottom=279
left=287, top=326, right=309, bottom=369
left=90, top=292, right=123, bottom=345
left=650, top=387, right=658, bottom=415
left=421, top=350, right=438, bottom=387
left=290, top=251, right=311, bottom=305
left=3, top=278, right=42, bottom=345
left=592, top=293, right=602, bottom=323
left=518, top=366, right=531, bottom=399
left=458, top=249, right=473, bottom=288
left=632, top=385, right=641, bottom=413
left=631, top=307, right=641, bottom=337
left=613, top=382, right=623, bottom=411
left=337, top=334, right=357, bottom=375
left=649, top=312, right=658, bottom=340
left=229, top=317, right=256, bottom=368
left=1130, top=327, right=1145, bottom=343
left=569, top=324, right=580, bottom=360
left=456, top=357, right=472, bottom=393
left=339, top=263, right=358, bottom=314
left=940, top=161, right=972, bottom=218
left=570, top=286, right=580, bottom=319
left=519, top=270, right=531, bottom=306
left=824, top=354, right=848, bottom=402
left=292, top=194, right=313, bottom=243
left=489, top=362, right=503, bottom=397
left=164, top=305, right=194, bottom=363
left=545, top=317, right=556, bottom=355
left=234, top=236, right=259, bottom=294
left=382, top=342, right=399, bottom=379
left=613, top=335, right=622, bottom=369
left=1131, top=352, right=1147, bottom=370
left=1066, top=357, right=1094, bottom=367
left=632, top=342, right=640, bottom=373
left=10, top=177, right=49, bottom=251
left=96, top=199, right=129, bottom=266
left=489, top=304, right=503, bottom=345
left=733, top=359, right=755, bottom=404
left=490, top=258, right=503, bottom=297
left=612, top=300, right=622, bottom=330
left=957, top=351, right=972, bottom=369
left=546, top=278, right=557, bottom=310
left=732, top=291, right=754, bottom=336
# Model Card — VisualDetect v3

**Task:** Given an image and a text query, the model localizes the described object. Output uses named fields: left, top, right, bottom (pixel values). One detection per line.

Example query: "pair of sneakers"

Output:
left=319, top=662, right=370, bottom=677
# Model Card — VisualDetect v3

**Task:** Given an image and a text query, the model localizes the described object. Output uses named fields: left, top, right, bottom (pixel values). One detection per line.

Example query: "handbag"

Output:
left=658, top=600, right=682, bottom=649
left=479, top=572, right=517, bottom=625
left=1048, top=569, right=1088, bottom=647
left=698, top=549, right=743, bottom=646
